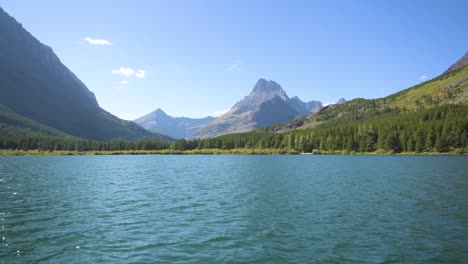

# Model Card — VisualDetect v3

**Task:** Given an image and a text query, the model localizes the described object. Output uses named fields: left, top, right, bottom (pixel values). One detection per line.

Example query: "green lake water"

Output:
left=0, top=155, right=467, bottom=263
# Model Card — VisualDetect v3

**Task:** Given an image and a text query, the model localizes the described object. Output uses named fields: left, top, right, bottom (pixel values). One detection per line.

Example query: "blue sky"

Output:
left=1, top=0, right=467, bottom=119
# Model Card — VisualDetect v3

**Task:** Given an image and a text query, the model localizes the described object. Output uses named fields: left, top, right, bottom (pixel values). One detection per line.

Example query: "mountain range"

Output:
left=166, top=52, right=466, bottom=155
left=192, top=79, right=323, bottom=138
left=1, top=6, right=324, bottom=141
left=0, top=6, right=465, bottom=148
left=136, top=79, right=324, bottom=139
left=263, top=52, right=468, bottom=133
left=134, top=109, right=215, bottom=139
left=0, top=7, right=172, bottom=142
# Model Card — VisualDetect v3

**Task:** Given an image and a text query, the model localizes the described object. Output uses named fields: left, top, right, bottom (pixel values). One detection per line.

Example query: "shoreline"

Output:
left=0, top=149, right=465, bottom=156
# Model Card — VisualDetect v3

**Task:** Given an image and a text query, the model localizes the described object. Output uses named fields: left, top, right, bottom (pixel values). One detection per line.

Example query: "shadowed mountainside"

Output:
left=0, top=7, right=172, bottom=141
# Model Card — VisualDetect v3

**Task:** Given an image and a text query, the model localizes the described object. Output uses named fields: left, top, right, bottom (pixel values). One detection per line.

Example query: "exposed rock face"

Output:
left=287, top=96, right=323, bottom=115
left=231, top=79, right=288, bottom=114
left=193, top=79, right=322, bottom=138
left=254, top=95, right=299, bottom=128
left=444, top=52, right=468, bottom=74
left=134, top=108, right=216, bottom=139
left=0, top=7, right=170, bottom=141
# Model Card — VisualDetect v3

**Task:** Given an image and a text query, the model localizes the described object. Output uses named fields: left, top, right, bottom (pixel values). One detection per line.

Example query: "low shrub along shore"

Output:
left=0, top=149, right=465, bottom=156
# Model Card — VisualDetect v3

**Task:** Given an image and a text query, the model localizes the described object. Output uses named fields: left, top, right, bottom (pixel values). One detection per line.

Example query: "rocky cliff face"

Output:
left=193, top=79, right=322, bottom=138
left=0, top=7, right=171, bottom=141
left=287, top=96, right=323, bottom=115
left=231, top=79, right=288, bottom=114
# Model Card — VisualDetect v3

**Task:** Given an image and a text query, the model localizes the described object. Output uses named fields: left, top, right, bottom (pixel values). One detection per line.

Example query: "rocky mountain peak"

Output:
left=230, top=79, right=289, bottom=115
left=251, top=79, right=288, bottom=99
left=153, top=108, right=166, bottom=115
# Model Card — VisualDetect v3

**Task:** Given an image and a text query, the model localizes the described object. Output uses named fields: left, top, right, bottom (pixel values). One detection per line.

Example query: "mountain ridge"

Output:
left=134, top=108, right=216, bottom=139
left=0, top=7, right=173, bottom=142
left=261, top=54, right=468, bottom=133
left=192, top=79, right=322, bottom=138
left=444, top=52, right=468, bottom=74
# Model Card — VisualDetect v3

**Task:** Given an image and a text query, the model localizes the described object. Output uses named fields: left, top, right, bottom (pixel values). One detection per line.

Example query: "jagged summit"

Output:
left=252, top=79, right=287, bottom=97
left=444, top=52, right=468, bottom=74
left=288, top=96, right=323, bottom=115
left=193, top=79, right=322, bottom=138
left=231, top=79, right=289, bottom=115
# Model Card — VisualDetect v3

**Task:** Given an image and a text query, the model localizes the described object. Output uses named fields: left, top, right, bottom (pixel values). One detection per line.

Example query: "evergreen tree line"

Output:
left=0, top=137, right=170, bottom=151
left=173, top=104, right=468, bottom=153
left=1, top=104, right=467, bottom=153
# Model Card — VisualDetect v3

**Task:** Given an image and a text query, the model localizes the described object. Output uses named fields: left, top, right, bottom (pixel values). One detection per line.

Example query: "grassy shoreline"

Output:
left=0, top=149, right=465, bottom=156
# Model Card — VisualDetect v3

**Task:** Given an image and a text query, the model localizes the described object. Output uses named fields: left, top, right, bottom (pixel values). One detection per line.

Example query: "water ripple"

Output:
left=0, top=155, right=466, bottom=263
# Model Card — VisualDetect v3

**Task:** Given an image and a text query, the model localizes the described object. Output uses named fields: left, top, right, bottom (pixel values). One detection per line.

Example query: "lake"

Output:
left=0, top=155, right=467, bottom=263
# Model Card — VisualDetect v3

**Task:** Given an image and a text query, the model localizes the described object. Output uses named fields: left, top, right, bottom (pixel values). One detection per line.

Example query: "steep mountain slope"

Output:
left=444, top=52, right=468, bottom=74
left=254, top=96, right=300, bottom=128
left=134, top=109, right=215, bottom=139
left=0, top=104, right=73, bottom=138
left=287, top=96, right=323, bottom=115
left=181, top=54, right=468, bottom=154
left=230, top=79, right=289, bottom=114
left=0, top=7, right=172, bottom=141
left=264, top=52, right=468, bottom=132
left=193, top=79, right=321, bottom=138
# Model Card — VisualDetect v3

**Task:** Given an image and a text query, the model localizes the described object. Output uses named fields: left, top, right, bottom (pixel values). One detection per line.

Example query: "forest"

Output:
left=0, top=104, right=466, bottom=154
left=174, top=104, right=467, bottom=153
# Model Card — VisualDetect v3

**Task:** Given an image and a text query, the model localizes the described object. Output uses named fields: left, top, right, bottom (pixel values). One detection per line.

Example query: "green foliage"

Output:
left=0, top=137, right=170, bottom=152
left=171, top=104, right=468, bottom=154
left=1, top=104, right=466, bottom=155
left=0, top=104, right=175, bottom=142
left=1, top=61, right=467, bottom=155
left=0, top=104, right=73, bottom=138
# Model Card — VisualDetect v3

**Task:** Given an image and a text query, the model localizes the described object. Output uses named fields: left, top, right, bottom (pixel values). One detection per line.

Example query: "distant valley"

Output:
left=134, top=109, right=215, bottom=139
left=136, top=79, right=325, bottom=139
left=0, top=6, right=466, bottom=156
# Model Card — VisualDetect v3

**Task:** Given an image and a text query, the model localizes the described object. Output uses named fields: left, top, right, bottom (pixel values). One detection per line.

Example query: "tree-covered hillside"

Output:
left=265, top=62, right=468, bottom=132
left=171, top=104, right=467, bottom=154
left=0, top=104, right=73, bottom=138
left=170, top=60, right=468, bottom=154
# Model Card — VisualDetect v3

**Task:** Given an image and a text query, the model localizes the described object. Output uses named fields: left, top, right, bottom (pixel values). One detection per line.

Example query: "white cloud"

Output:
left=112, top=67, right=135, bottom=76
left=135, top=70, right=145, bottom=78
left=112, top=67, right=146, bottom=78
left=213, top=109, right=229, bottom=116
left=83, top=37, right=112, bottom=45
left=419, top=75, right=428, bottom=81
left=227, top=60, right=241, bottom=72
left=120, top=80, right=128, bottom=85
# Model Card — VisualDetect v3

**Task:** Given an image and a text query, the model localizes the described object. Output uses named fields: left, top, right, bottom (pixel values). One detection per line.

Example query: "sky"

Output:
left=1, top=0, right=467, bottom=119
